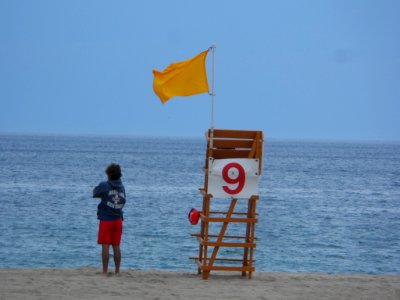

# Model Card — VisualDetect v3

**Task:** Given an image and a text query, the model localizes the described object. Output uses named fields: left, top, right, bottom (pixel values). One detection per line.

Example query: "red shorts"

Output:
left=98, top=219, right=123, bottom=246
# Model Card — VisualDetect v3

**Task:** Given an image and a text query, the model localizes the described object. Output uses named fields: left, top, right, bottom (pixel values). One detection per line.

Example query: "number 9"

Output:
left=222, top=162, right=246, bottom=195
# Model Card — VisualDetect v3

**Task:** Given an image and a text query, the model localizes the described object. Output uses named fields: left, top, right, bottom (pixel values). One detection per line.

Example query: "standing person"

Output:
left=93, top=163, right=126, bottom=275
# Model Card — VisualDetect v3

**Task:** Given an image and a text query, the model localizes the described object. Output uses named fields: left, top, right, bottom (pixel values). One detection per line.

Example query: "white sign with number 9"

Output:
left=207, top=158, right=260, bottom=199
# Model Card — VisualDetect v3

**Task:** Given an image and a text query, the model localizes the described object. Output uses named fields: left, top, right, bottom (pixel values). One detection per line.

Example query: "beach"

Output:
left=1, top=268, right=399, bottom=300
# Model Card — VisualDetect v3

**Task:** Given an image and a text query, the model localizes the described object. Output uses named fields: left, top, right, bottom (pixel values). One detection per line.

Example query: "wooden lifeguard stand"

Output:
left=190, top=129, right=263, bottom=280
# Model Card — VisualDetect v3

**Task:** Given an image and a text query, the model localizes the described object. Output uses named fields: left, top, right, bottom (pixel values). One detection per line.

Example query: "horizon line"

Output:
left=1, top=130, right=399, bottom=144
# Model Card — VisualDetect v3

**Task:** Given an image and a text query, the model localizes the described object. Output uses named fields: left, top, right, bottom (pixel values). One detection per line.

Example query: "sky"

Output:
left=0, top=0, right=399, bottom=140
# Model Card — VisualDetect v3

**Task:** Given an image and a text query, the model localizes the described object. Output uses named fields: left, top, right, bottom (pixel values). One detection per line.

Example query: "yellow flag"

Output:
left=153, top=50, right=209, bottom=103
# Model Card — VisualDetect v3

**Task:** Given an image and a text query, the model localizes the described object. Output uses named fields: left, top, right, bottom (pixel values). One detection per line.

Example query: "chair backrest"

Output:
left=205, top=129, right=264, bottom=175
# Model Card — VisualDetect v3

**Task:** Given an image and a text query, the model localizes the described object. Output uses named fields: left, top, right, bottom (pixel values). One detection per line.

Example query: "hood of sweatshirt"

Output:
left=108, top=179, right=124, bottom=188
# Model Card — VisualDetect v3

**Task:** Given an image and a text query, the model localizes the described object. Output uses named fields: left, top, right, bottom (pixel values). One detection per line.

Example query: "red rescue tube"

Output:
left=188, top=208, right=200, bottom=225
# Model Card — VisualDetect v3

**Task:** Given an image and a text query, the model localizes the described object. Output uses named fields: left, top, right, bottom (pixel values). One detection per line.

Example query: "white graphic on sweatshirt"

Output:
left=106, top=190, right=125, bottom=209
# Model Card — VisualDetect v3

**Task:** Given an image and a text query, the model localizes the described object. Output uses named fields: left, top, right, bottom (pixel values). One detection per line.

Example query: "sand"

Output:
left=0, top=267, right=399, bottom=300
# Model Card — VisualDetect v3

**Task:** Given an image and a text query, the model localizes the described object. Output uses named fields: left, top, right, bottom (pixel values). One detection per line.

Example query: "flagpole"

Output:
left=209, top=44, right=216, bottom=149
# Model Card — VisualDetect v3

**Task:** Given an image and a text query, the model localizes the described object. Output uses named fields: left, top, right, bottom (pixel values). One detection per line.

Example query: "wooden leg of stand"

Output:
left=203, top=196, right=210, bottom=276
left=198, top=195, right=207, bottom=275
left=248, top=197, right=257, bottom=279
left=202, top=270, right=210, bottom=280
left=242, top=198, right=252, bottom=276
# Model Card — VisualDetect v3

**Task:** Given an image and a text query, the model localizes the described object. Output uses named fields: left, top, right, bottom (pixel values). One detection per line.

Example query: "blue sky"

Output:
left=0, top=1, right=399, bottom=140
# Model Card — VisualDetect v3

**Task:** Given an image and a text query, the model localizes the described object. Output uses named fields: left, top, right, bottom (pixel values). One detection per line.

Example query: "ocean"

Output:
left=0, top=134, right=399, bottom=274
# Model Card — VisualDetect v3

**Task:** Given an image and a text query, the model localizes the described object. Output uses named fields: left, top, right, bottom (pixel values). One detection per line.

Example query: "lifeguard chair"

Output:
left=190, top=128, right=264, bottom=279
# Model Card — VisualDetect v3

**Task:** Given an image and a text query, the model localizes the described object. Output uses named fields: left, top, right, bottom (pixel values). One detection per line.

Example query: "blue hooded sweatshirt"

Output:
left=93, top=179, right=126, bottom=221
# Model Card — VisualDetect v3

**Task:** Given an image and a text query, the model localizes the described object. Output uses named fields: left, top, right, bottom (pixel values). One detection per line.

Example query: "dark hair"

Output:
left=106, top=163, right=122, bottom=180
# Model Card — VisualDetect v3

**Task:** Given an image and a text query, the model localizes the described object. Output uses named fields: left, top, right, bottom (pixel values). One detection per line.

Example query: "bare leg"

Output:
left=112, top=245, right=121, bottom=274
left=102, top=244, right=110, bottom=274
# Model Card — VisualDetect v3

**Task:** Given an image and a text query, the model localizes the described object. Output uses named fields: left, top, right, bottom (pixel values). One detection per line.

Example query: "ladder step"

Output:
left=189, top=257, right=255, bottom=262
left=197, top=237, right=256, bottom=248
left=195, top=259, right=255, bottom=272
left=206, top=211, right=258, bottom=216
left=191, top=233, right=257, bottom=240
left=200, top=214, right=257, bottom=223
